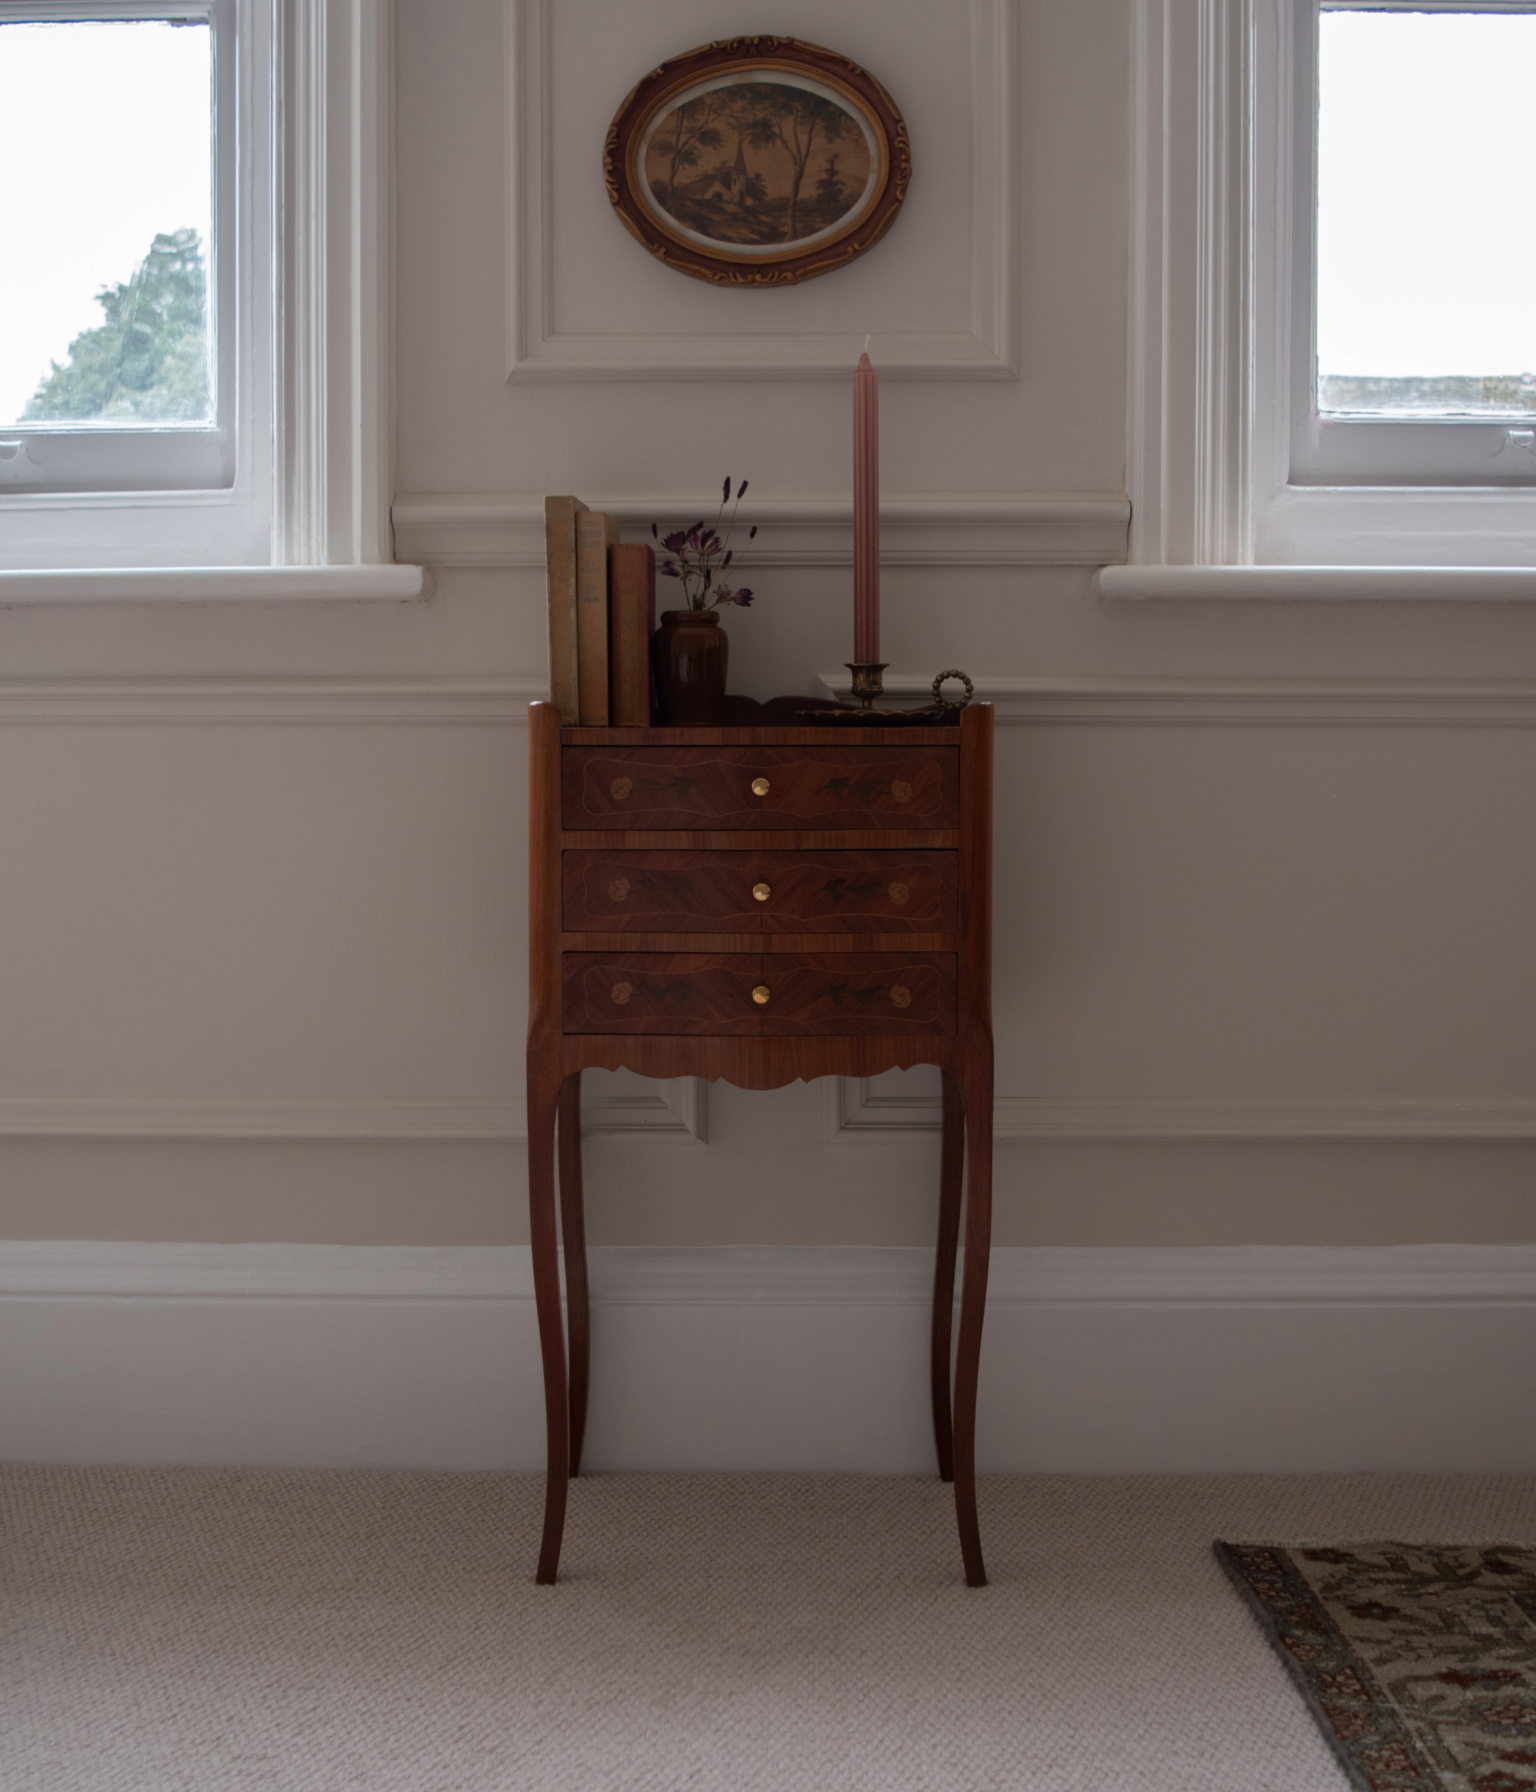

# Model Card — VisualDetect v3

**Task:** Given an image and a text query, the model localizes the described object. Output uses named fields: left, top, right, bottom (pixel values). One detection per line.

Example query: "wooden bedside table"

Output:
left=526, top=700, right=994, bottom=1585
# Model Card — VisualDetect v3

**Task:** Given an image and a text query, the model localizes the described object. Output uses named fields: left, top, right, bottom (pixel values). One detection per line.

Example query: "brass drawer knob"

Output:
left=610, top=776, right=633, bottom=801
left=611, top=981, right=633, bottom=1006
left=891, top=779, right=912, bottom=803
left=751, top=776, right=770, bottom=796
left=752, top=985, right=771, bottom=1005
left=888, top=882, right=909, bottom=905
left=890, top=985, right=912, bottom=1009
left=608, top=877, right=630, bottom=902
left=752, top=882, right=771, bottom=902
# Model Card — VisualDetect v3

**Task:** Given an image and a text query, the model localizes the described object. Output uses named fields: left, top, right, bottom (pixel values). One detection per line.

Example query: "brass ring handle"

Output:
left=751, top=777, right=770, bottom=797
left=751, top=985, right=771, bottom=1005
left=931, top=669, right=974, bottom=710
left=752, top=882, right=771, bottom=902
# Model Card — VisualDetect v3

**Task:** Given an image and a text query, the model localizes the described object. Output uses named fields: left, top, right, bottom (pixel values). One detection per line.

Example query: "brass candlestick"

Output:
left=845, top=662, right=888, bottom=709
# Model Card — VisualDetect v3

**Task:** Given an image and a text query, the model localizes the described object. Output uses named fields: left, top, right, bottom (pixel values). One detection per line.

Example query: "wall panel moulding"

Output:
left=0, top=1084, right=706, bottom=1143
left=0, top=678, right=546, bottom=726
left=825, top=1082, right=1536, bottom=1144
left=391, top=494, right=1130, bottom=569
left=816, top=674, right=1536, bottom=727
left=504, top=0, right=1015, bottom=379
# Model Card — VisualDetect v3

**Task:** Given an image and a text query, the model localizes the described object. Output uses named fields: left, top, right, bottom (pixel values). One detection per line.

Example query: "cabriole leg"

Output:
left=557, top=1072, right=589, bottom=1478
left=952, top=1047, right=993, bottom=1588
left=528, top=1056, right=568, bottom=1584
left=931, top=1069, right=965, bottom=1482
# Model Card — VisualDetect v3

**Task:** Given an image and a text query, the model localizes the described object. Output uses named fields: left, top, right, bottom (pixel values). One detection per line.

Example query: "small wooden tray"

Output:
left=721, top=695, right=962, bottom=727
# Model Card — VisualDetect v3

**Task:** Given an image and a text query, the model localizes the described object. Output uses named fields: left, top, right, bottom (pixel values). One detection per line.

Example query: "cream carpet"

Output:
left=5, top=1467, right=1536, bottom=1791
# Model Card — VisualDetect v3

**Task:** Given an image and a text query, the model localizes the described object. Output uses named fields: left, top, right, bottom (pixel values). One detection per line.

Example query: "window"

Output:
left=0, top=6, right=232, bottom=492
left=1121, top=0, right=1536, bottom=577
left=1293, top=2, right=1536, bottom=487
left=0, top=0, right=408, bottom=591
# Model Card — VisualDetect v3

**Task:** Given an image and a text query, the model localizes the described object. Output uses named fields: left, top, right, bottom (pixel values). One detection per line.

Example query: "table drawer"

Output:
left=563, top=952, right=956, bottom=1035
left=562, top=746, right=958, bottom=831
left=563, top=850, right=958, bottom=933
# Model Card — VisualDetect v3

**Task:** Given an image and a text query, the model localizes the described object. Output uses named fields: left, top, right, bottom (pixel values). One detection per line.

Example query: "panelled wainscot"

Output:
left=526, top=702, right=995, bottom=1585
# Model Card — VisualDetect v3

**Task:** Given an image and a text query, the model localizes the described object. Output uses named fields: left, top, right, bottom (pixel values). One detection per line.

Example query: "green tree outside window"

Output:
left=23, top=227, right=209, bottom=423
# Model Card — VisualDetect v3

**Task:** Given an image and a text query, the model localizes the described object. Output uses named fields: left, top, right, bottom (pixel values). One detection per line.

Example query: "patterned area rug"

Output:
left=1218, top=1542, right=1536, bottom=1792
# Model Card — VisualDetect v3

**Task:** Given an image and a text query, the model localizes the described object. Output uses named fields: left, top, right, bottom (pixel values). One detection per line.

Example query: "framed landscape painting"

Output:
left=604, top=38, right=911, bottom=286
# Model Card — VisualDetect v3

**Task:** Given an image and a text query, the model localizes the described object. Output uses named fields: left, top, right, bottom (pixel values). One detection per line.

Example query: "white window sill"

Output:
left=1096, top=566, right=1536, bottom=603
left=0, top=566, right=428, bottom=606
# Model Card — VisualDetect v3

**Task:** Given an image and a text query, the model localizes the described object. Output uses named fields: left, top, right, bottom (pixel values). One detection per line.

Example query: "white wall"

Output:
left=4, top=0, right=1536, bottom=1285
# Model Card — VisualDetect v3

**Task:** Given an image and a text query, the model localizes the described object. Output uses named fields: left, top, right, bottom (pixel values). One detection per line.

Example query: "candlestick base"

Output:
left=845, top=662, right=888, bottom=710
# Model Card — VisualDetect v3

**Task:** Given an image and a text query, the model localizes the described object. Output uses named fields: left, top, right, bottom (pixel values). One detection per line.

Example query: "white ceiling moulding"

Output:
left=815, top=672, right=1536, bottom=726
left=0, top=677, right=544, bottom=725
left=391, top=493, right=1129, bottom=568
left=503, top=0, right=1015, bottom=380
left=0, top=567, right=426, bottom=606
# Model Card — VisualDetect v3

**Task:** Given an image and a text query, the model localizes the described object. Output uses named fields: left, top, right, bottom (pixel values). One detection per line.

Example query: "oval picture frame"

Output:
left=603, top=37, right=911, bottom=287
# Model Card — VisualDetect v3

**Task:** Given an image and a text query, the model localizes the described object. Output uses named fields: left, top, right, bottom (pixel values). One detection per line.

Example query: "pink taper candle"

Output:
left=853, top=350, right=880, bottom=663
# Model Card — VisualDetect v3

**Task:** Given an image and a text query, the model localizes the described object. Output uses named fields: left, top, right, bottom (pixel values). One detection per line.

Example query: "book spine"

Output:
left=575, top=512, right=620, bottom=727
left=609, top=543, right=656, bottom=727
left=542, top=496, right=585, bottom=724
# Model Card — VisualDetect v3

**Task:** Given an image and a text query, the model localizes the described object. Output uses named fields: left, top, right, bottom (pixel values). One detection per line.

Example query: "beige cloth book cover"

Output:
left=542, top=496, right=587, bottom=725
left=575, top=511, right=621, bottom=726
left=608, top=542, right=655, bottom=727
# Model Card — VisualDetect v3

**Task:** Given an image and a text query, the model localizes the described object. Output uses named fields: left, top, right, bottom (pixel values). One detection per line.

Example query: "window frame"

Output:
left=0, top=0, right=408, bottom=589
left=1288, top=0, right=1536, bottom=491
left=1123, top=0, right=1536, bottom=577
left=0, top=0, right=238, bottom=494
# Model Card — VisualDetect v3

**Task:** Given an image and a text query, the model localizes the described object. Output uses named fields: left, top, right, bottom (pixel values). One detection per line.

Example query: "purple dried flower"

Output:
left=651, top=480, right=759, bottom=612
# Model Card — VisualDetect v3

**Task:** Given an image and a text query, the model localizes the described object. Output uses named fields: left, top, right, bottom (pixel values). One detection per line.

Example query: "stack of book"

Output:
left=543, top=496, right=656, bottom=727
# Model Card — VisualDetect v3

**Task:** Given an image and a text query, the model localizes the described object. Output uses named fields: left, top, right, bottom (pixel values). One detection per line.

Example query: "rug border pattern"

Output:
left=1214, top=1541, right=1443, bottom=1792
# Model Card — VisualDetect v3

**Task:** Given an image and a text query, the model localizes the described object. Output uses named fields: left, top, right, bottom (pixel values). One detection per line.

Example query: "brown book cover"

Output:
left=608, top=542, right=656, bottom=727
left=543, top=496, right=586, bottom=724
left=575, top=510, right=621, bottom=726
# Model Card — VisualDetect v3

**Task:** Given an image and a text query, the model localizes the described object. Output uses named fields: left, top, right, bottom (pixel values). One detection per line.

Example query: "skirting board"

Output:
left=4, top=1242, right=1535, bottom=1476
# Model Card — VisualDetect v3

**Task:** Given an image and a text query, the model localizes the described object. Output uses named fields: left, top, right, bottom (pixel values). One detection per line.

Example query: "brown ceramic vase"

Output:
left=652, top=608, right=728, bottom=726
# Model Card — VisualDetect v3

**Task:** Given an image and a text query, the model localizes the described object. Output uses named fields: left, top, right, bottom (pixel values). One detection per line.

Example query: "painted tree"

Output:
left=735, top=85, right=854, bottom=240
left=24, top=228, right=208, bottom=422
left=649, top=92, right=732, bottom=204
left=814, top=152, right=847, bottom=213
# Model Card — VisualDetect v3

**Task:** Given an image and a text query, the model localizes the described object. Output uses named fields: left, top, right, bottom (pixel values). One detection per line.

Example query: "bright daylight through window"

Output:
left=1316, top=5, right=1536, bottom=423
left=0, top=12, right=217, bottom=487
